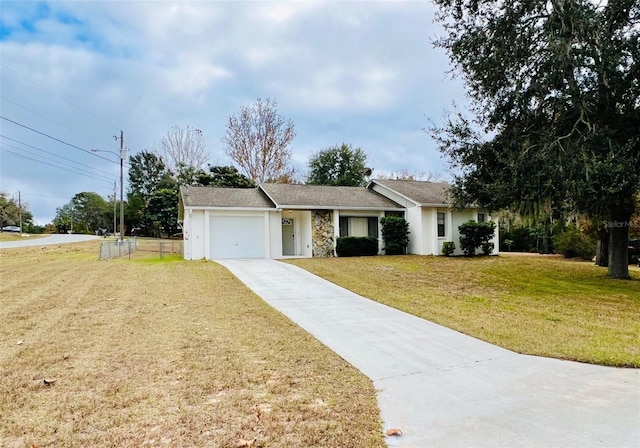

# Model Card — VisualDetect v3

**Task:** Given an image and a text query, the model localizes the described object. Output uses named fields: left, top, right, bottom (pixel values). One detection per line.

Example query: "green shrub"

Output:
left=380, top=216, right=410, bottom=255
left=481, top=241, right=495, bottom=255
left=441, top=241, right=456, bottom=256
left=551, top=223, right=595, bottom=260
left=459, top=220, right=496, bottom=256
left=336, top=237, right=378, bottom=257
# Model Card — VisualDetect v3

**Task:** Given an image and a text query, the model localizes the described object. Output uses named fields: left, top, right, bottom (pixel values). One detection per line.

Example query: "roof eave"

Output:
left=368, top=181, right=421, bottom=207
left=184, top=205, right=276, bottom=211
left=276, top=205, right=405, bottom=211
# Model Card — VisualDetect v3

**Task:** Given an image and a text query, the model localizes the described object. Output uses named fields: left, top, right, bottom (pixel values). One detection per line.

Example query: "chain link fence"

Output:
left=99, top=239, right=138, bottom=260
left=99, top=238, right=183, bottom=260
left=136, top=240, right=183, bottom=259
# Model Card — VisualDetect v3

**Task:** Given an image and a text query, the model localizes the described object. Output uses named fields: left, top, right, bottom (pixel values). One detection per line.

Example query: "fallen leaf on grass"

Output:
left=386, top=428, right=403, bottom=436
left=236, top=438, right=257, bottom=447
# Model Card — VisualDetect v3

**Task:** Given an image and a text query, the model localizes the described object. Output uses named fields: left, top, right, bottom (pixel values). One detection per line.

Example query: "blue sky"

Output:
left=0, top=0, right=467, bottom=225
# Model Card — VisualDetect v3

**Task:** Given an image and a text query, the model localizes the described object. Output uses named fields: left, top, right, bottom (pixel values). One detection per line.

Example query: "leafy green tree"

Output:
left=175, top=163, right=206, bottom=187
left=128, top=151, right=176, bottom=198
left=53, top=193, right=110, bottom=234
left=70, top=192, right=110, bottom=232
left=432, top=0, right=640, bottom=278
left=307, top=144, right=369, bottom=187
left=53, top=203, right=72, bottom=234
left=0, top=192, right=33, bottom=230
left=127, top=150, right=177, bottom=237
left=195, top=165, right=256, bottom=188
left=146, top=188, right=180, bottom=237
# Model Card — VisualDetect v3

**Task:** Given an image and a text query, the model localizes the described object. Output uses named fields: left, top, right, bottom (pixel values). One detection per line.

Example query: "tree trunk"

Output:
left=607, top=214, right=630, bottom=279
left=596, top=230, right=609, bottom=267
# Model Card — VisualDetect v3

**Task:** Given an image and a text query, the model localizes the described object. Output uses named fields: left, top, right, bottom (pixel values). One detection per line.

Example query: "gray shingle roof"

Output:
left=180, top=185, right=274, bottom=208
left=260, top=183, right=404, bottom=209
left=370, top=179, right=451, bottom=205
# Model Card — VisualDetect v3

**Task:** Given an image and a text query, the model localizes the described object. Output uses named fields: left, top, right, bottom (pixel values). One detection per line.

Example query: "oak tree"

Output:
left=432, top=0, right=640, bottom=278
left=307, top=144, right=369, bottom=187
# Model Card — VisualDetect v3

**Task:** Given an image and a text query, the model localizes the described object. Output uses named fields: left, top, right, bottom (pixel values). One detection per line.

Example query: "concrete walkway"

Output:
left=217, top=259, right=640, bottom=448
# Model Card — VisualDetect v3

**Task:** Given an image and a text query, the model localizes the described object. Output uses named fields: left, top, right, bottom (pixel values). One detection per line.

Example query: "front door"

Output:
left=282, top=218, right=295, bottom=256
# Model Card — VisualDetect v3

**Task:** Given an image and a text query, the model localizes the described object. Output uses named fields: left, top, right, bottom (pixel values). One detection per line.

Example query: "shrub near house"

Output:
left=336, top=237, right=378, bottom=257
left=459, top=221, right=496, bottom=256
left=380, top=216, right=410, bottom=255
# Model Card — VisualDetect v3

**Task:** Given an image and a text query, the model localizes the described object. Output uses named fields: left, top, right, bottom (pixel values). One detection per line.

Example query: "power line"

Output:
left=0, top=135, right=117, bottom=177
left=0, top=62, right=121, bottom=130
left=1, top=141, right=114, bottom=182
left=0, top=146, right=114, bottom=183
left=0, top=115, right=118, bottom=164
left=0, top=95, right=117, bottom=150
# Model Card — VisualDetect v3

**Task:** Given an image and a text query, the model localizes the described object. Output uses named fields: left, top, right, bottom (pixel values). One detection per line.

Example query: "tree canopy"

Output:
left=432, top=0, right=640, bottom=279
left=196, top=165, right=256, bottom=188
left=128, top=151, right=175, bottom=198
left=53, top=192, right=110, bottom=234
left=127, top=150, right=178, bottom=236
left=307, top=143, right=369, bottom=187
left=0, top=191, right=33, bottom=230
left=222, top=98, right=296, bottom=183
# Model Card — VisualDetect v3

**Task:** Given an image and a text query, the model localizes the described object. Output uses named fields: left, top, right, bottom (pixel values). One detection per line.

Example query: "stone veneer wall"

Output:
left=311, top=210, right=335, bottom=257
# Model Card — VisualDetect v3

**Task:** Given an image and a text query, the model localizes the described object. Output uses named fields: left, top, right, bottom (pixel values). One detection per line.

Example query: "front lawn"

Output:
left=286, top=255, right=640, bottom=367
left=0, top=242, right=384, bottom=447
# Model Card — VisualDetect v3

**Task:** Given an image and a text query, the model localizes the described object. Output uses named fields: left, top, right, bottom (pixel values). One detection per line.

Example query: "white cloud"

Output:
left=254, top=1, right=321, bottom=25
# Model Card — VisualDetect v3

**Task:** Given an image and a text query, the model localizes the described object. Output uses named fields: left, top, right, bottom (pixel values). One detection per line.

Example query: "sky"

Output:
left=0, top=0, right=468, bottom=225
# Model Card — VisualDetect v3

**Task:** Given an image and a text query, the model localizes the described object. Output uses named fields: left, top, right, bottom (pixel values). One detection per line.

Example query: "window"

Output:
left=339, top=216, right=379, bottom=238
left=477, top=213, right=485, bottom=223
left=339, top=216, right=349, bottom=237
left=367, top=217, right=378, bottom=238
left=437, top=212, right=445, bottom=237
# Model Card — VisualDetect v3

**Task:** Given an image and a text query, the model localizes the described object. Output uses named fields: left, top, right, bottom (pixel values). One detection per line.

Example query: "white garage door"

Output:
left=210, top=215, right=265, bottom=259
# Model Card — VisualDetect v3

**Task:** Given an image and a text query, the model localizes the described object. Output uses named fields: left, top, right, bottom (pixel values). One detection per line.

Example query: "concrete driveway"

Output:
left=218, top=259, right=640, bottom=448
left=0, top=233, right=99, bottom=249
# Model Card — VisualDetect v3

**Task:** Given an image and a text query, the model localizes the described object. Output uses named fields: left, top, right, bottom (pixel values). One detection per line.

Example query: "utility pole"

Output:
left=18, top=191, right=22, bottom=234
left=118, top=130, right=125, bottom=241
left=91, top=131, right=126, bottom=241
left=113, top=181, right=117, bottom=236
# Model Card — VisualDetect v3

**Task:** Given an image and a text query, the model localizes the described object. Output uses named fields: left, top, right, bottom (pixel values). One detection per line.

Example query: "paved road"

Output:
left=218, top=259, right=640, bottom=448
left=0, top=233, right=99, bottom=249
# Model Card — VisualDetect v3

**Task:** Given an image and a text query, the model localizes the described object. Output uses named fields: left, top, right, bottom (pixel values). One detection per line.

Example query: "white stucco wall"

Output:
left=183, top=208, right=206, bottom=260
left=406, top=205, right=423, bottom=255
left=268, top=212, right=283, bottom=258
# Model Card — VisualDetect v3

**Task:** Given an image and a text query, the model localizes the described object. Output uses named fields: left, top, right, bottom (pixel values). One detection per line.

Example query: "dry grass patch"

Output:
left=286, top=255, right=640, bottom=367
left=0, top=233, right=46, bottom=242
left=0, top=242, right=384, bottom=447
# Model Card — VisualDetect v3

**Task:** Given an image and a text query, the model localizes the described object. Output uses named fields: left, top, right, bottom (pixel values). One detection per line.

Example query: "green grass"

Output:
left=286, top=255, right=640, bottom=367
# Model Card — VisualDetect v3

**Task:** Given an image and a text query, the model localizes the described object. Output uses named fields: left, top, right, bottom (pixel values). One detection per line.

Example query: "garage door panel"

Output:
left=210, top=215, right=264, bottom=259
